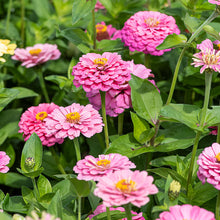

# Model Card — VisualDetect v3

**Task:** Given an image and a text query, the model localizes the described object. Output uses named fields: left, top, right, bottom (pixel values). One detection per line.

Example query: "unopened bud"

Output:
left=168, top=180, right=181, bottom=201
left=25, top=157, right=35, bottom=169
left=12, top=214, right=25, bottom=220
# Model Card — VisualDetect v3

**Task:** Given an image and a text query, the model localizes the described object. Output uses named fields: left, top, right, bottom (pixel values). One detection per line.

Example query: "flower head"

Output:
left=0, top=39, right=17, bottom=62
left=45, top=103, right=104, bottom=140
left=88, top=204, right=145, bottom=220
left=73, top=153, right=136, bottom=181
left=197, top=142, right=220, bottom=190
left=156, top=204, right=215, bottom=220
left=12, top=43, right=61, bottom=68
left=19, top=103, right=64, bottom=147
left=209, top=126, right=218, bottom=135
left=208, top=0, right=220, bottom=5
left=0, top=151, right=10, bottom=173
left=95, top=1, right=105, bottom=11
left=192, top=39, right=220, bottom=73
left=25, top=211, right=60, bottom=220
left=121, top=11, right=180, bottom=56
left=72, top=52, right=131, bottom=92
left=94, top=169, right=158, bottom=207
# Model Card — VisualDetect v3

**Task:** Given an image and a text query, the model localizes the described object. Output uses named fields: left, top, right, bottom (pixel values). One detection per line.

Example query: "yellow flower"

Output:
left=0, top=39, right=17, bottom=63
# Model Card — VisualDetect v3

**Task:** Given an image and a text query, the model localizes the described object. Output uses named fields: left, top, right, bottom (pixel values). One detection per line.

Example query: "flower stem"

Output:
left=106, top=207, right=111, bottom=220
left=166, top=9, right=219, bottom=105
left=217, top=124, right=220, bottom=144
left=78, top=197, right=81, bottom=220
left=118, top=113, right=124, bottom=136
left=21, top=0, right=25, bottom=47
left=100, top=91, right=110, bottom=149
left=92, top=9, right=96, bottom=50
left=37, top=69, right=50, bottom=103
left=6, top=0, right=13, bottom=36
left=31, top=177, right=40, bottom=201
left=124, top=203, right=132, bottom=220
left=216, top=191, right=220, bottom=220
left=74, top=137, right=81, bottom=161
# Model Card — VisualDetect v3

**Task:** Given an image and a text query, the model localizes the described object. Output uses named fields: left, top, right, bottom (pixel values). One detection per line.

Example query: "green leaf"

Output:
left=94, top=210, right=127, bottom=220
left=20, top=133, right=43, bottom=173
left=130, top=75, right=163, bottom=126
left=32, top=0, right=51, bottom=19
left=21, top=186, right=35, bottom=204
left=72, top=0, right=96, bottom=25
left=53, top=179, right=76, bottom=198
left=0, top=88, right=18, bottom=112
left=156, top=34, right=187, bottom=50
left=183, top=13, right=200, bottom=33
left=13, top=87, right=38, bottom=99
left=47, top=191, right=62, bottom=219
left=70, top=178, right=91, bottom=197
left=203, top=25, right=220, bottom=41
left=45, top=75, right=69, bottom=89
left=0, top=212, right=12, bottom=220
left=206, top=106, right=220, bottom=127
left=0, top=144, right=16, bottom=168
left=17, top=167, right=44, bottom=179
left=96, top=39, right=125, bottom=52
left=37, top=175, right=52, bottom=198
left=0, top=73, right=12, bottom=81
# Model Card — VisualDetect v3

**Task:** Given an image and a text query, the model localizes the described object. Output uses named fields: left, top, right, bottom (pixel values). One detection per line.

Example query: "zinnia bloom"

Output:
left=0, top=151, right=10, bottom=173
left=12, top=43, right=61, bottom=68
left=156, top=204, right=215, bottom=220
left=25, top=211, right=60, bottom=220
left=197, top=143, right=220, bottom=190
left=192, top=39, right=220, bottom=73
left=0, top=39, right=17, bottom=62
left=45, top=103, right=104, bottom=140
left=94, top=170, right=158, bottom=207
left=95, top=1, right=105, bottom=11
left=209, top=126, right=218, bottom=135
left=121, top=11, right=180, bottom=56
left=19, top=103, right=64, bottom=147
left=86, top=61, right=157, bottom=117
left=72, top=52, right=131, bottom=92
left=96, top=22, right=121, bottom=41
left=208, top=0, right=220, bottom=5
left=73, top=153, right=136, bottom=181
left=88, top=204, right=144, bottom=220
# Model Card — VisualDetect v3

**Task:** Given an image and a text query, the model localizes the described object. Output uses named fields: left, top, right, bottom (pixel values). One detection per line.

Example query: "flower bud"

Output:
left=12, top=214, right=25, bottom=220
left=168, top=180, right=181, bottom=201
left=25, top=157, right=35, bottom=169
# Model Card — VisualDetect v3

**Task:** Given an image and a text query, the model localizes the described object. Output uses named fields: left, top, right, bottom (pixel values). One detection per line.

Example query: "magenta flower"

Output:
left=72, top=52, right=131, bottom=92
left=45, top=103, right=104, bottom=140
left=95, top=1, right=105, bottom=11
left=12, top=43, right=61, bottom=68
left=73, top=153, right=136, bottom=181
left=19, top=103, right=64, bottom=147
left=94, top=170, right=158, bottom=207
left=197, top=143, right=220, bottom=190
left=96, top=22, right=121, bottom=41
left=208, top=0, right=220, bottom=5
left=192, top=39, right=220, bottom=73
left=0, top=151, right=10, bottom=173
left=121, top=11, right=180, bottom=56
left=209, top=126, right=218, bottom=135
left=156, top=204, right=215, bottom=220
left=88, top=204, right=145, bottom=220
left=86, top=61, right=157, bottom=117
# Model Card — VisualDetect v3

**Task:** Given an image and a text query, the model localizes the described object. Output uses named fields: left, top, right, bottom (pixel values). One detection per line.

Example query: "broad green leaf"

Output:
left=0, top=212, right=12, bottom=220
left=53, top=179, right=76, bottom=198
left=130, top=75, right=163, bottom=126
left=203, top=25, right=220, bottom=41
left=21, top=186, right=35, bottom=204
left=45, top=75, right=69, bottom=89
left=96, top=39, right=124, bottom=52
left=13, top=87, right=38, bottom=99
left=32, top=0, right=51, bottom=19
left=156, top=34, right=187, bottom=50
left=37, top=175, right=52, bottom=198
left=70, top=178, right=91, bottom=197
left=206, top=106, right=220, bottom=127
left=99, top=0, right=114, bottom=16
left=0, top=73, right=12, bottom=81
left=0, top=88, right=18, bottom=112
left=17, top=167, right=44, bottom=179
left=94, top=210, right=127, bottom=220
left=47, top=191, right=62, bottom=219
left=183, top=14, right=200, bottom=33
left=20, top=133, right=43, bottom=173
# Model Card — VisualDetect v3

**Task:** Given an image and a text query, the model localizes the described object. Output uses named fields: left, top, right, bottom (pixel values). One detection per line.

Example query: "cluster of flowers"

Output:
left=0, top=39, right=16, bottom=62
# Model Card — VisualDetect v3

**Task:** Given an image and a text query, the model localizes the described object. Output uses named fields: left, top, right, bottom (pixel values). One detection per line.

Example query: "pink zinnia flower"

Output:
left=19, top=103, right=64, bottom=147
left=209, top=126, right=218, bottom=135
left=94, top=170, right=158, bottom=207
left=12, top=43, right=61, bottom=68
left=121, top=11, right=180, bottom=56
left=96, top=22, right=121, bottom=41
left=208, top=0, right=220, bottom=5
left=95, top=1, right=105, bottom=11
left=73, top=153, right=136, bottom=181
left=0, top=151, right=10, bottom=173
left=192, top=39, right=220, bottom=73
left=86, top=61, right=157, bottom=117
left=45, top=103, right=104, bottom=140
left=197, top=143, right=220, bottom=190
left=72, top=52, right=131, bottom=92
left=156, top=204, right=215, bottom=220
left=88, top=204, right=144, bottom=220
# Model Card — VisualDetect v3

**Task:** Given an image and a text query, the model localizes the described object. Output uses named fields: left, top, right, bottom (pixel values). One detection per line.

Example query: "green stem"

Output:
left=37, top=69, right=50, bottom=103
left=106, top=207, right=111, bottom=220
left=31, top=177, right=40, bottom=201
left=124, top=203, right=132, bottom=220
left=92, top=9, right=96, bottom=50
left=144, top=54, right=150, bottom=68
left=217, top=124, right=220, bottom=144
left=100, top=91, right=109, bottom=149
left=166, top=9, right=219, bottom=105
left=6, top=0, right=13, bottom=36
left=216, top=191, right=220, bottom=220
left=150, top=120, right=160, bottom=146
left=78, top=197, right=81, bottom=220
left=50, top=147, right=66, bottom=174
left=74, top=137, right=81, bottom=161
left=21, top=0, right=25, bottom=47
left=118, top=113, right=124, bottom=136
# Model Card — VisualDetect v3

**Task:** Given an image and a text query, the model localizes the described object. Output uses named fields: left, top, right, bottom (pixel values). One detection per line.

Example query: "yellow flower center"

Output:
left=94, top=58, right=108, bottom=66
left=217, top=44, right=220, bottom=50
left=96, top=159, right=111, bottom=168
left=66, top=112, right=80, bottom=123
left=216, top=153, right=220, bottom=162
left=115, top=179, right=136, bottom=193
left=29, top=48, right=42, bottom=56
left=35, top=111, right=48, bottom=121
left=145, top=17, right=160, bottom=27
left=96, top=24, right=108, bottom=33
left=202, top=49, right=220, bottom=65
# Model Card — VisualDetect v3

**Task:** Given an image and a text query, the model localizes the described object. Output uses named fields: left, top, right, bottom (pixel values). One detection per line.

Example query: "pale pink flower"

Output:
left=72, top=52, right=131, bottom=92
left=25, top=211, right=60, bottom=220
left=45, top=103, right=104, bottom=140
left=96, top=22, right=121, bottom=41
left=95, top=1, right=105, bottom=11
left=19, top=103, right=64, bottom=147
left=12, top=43, right=61, bottom=68
left=192, top=39, right=220, bottom=73
left=156, top=204, right=215, bottom=220
left=208, top=0, right=220, bottom=5
left=121, top=11, right=180, bottom=56
left=88, top=204, right=144, bottom=220
left=86, top=61, right=157, bottom=117
left=73, top=153, right=136, bottom=181
left=94, top=170, right=158, bottom=207
left=0, top=151, right=10, bottom=173
left=197, top=143, right=220, bottom=190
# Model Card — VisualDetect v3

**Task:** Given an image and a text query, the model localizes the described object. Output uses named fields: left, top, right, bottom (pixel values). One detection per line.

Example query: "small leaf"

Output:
left=70, top=178, right=91, bottom=197
left=37, top=175, right=52, bottom=198
left=203, top=25, right=220, bottom=41
left=21, top=186, right=35, bottom=204
left=183, top=14, right=200, bottom=33
left=47, top=191, right=62, bottom=219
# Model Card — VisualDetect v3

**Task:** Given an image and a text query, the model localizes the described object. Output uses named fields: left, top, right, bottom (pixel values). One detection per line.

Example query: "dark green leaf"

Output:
left=70, top=178, right=91, bottom=197
left=21, top=186, right=35, bottom=204
left=183, top=14, right=200, bottom=33
left=96, top=39, right=124, bottom=52
left=37, top=175, right=52, bottom=198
